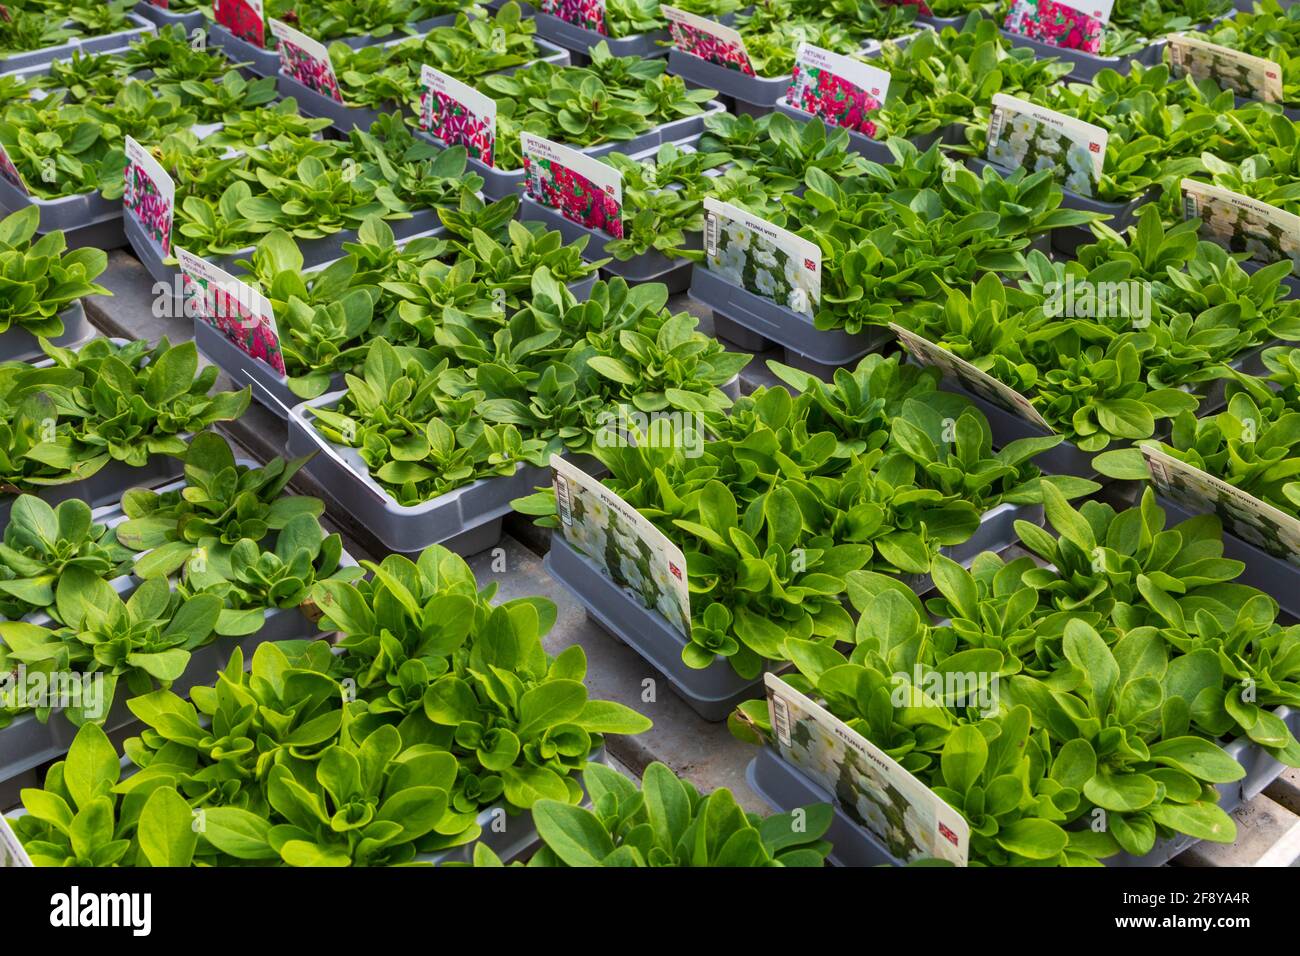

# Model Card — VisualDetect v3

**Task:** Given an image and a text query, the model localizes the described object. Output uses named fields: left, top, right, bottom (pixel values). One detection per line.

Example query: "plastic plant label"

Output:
left=551, top=454, right=692, bottom=639
left=0, top=815, right=33, bottom=867
left=1168, top=33, right=1283, bottom=104
left=881, top=0, right=934, bottom=13
left=788, top=43, right=890, bottom=137
left=1182, top=178, right=1300, bottom=272
left=891, top=324, right=1054, bottom=431
left=123, top=136, right=175, bottom=257
left=0, top=143, right=29, bottom=195
left=703, top=197, right=820, bottom=317
left=419, top=65, right=497, bottom=168
left=1002, top=0, right=1114, bottom=54
left=987, top=93, right=1107, bottom=198
left=176, top=247, right=287, bottom=376
left=764, top=673, right=970, bottom=865
left=1141, top=444, right=1300, bottom=565
left=146, top=0, right=169, bottom=8
left=662, top=6, right=755, bottom=76
left=521, top=133, right=623, bottom=238
left=270, top=19, right=342, bottom=102
left=215, top=0, right=265, bottom=47
left=540, top=0, right=608, bottom=35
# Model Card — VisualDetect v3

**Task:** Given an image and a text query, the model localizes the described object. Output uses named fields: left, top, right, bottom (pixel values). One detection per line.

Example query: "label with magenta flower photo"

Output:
left=986, top=93, right=1107, bottom=198
left=552, top=455, right=692, bottom=640
left=763, top=674, right=970, bottom=866
left=176, top=247, right=287, bottom=376
left=521, top=133, right=623, bottom=239
left=419, top=65, right=498, bottom=168
left=788, top=44, right=891, bottom=139
left=1168, top=33, right=1283, bottom=104
left=0, top=143, right=29, bottom=195
left=890, top=324, right=1055, bottom=432
left=270, top=19, right=343, bottom=103
left=1182, top=179, right=1300, bottom=274
left=703, top=197, right=821, bottom=317
left=1002, top=0, right=1114, bottom=55
left=662, top=6, right=754, bottom=75
left=540, top=0, right=608, bottom=35
left=214, top=0, right=266, bottom=47
left=123, top=136, right=175, bottom=257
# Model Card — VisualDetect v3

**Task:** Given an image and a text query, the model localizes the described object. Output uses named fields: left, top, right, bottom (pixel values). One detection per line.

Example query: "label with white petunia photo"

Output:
left=986, top=93, right=1107, bottom=198
left=1168, top=33, right=1283, bottom=104
left=540, top=0, right=608, bottom=35
left=551, top=455, right=692, bottom=639
left=764, top=674, right=970, bottom=865
left=176, top=247, right=287, bottom=376
left=123, top=136, right=175, bottom=257
left=214, top=0, right=265, bottom=47
left=0, top=143, right=29, bottom=195
left=0, top=815, right=33, bottom=867
left=891, top=324, right=1054, bottom=431
left=662, top=6, right=755, bottom=75
left=787, top=44, right=891, bottom=138
left=1141, top=444, right=1300, bottom=566
left=1002, top=0, right=1114, bottom=54
left=419, top=65, right=498, bottom=168
left=1181, top=178, right=1300, bottom=273
left=521, top=133, right=623, bottom=239
left=270, top=19, right=343, bottom=102
left=703, top=197, right=821, bottom=317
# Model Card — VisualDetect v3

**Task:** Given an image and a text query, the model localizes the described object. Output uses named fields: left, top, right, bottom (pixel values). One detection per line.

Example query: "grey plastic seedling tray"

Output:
left=690, top=266, right=893, bottom=380
left=0, top=13, right=155, bottom=72
left=417, top=100, right=727, bottom=200
left=133, top=1, right=206, bottom=31
left=1160, top=495, right=1300, bottom=621
left=535, top=13, right=669, bottom=58
left=0, top=301, right=94, bottom=364
left=208, top=12, right=462, bottom=76
left=546, top=500, right=1043, bottom=722
left=773, top=96, right=956, bottom=162
left=0, top=174, right=128, bottom=251
left=966, top=158, right=1157, bottom=256
left=998, top=29, right=1163, bottom=83
left=277, top=37, right=571, bottom=133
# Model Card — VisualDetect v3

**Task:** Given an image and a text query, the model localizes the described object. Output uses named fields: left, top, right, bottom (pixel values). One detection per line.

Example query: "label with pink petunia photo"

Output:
left=987, top=93, right=1107, bottom=198
left=1168, top=33, right=1283, bottom=104
left=176, top=247, right=287, bottom=376
left=704, top=197, right=820, bottom=317
left=891, top=324, right=1055, bottom=432
left=662, top=6, right=754, bottom=76
left=146, top=0, right=169, bottom=7
left=419, top=65, right=498, bottom=168
left=1002, top=0, right=1114, bottom=55
left=0, top=143, right=29, bottom=195
left=1182, top=179, right=1300, bottom=273
left=540, top=0, right=608, bottom=35
left=521, top=133, right=623, bottom=239
left=214, top=0, right=266, bottom=47
left=880, top=0, right=933, bottom=13
left=788, top=44, right=891, bottom=138
left=270, top=19, right=342, bottom=103
left=764, top=674, right=970, bottom=865
left=0, top=815, right=34, bottom=867
left=552, top=454, right=692, bottom=639
left=123, top=136, right=175, bottom=257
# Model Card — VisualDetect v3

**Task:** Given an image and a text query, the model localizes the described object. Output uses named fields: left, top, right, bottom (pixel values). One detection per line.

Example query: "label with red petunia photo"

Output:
left=1182, top=178, right=1300, bottom=273
left=521, top=133, right=623, bottom=239
left=540, top=0, right=608, bottom=35
left=763, top=674, right=970, bottom=865
left=270, top=19, right=343, bottom=103
left=703, top=197, right=820, bottom=317
left=123, top=136, right=175, bottom=257
left=662, top=5, right=754, bottom=75
left=890, top=324, right=1055, bottom=432
left=788, top=44, right=891, bottom=138
left=1168, top=33, right=1283, bottom=104
left=0, top=143, right=29, bottom=195
left=176, top=247, right=287, bottom=376
left=879, top=0, right=933, bottom=13
left=214, top=0, right=266, bottom=47
left=987, top=93, right=1107, bottom=198
left=146, top=0, right=169, bottom=7
left=419, top=65, right=498, bottom=168
left=1002, top=0, right=1114, bottom=55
